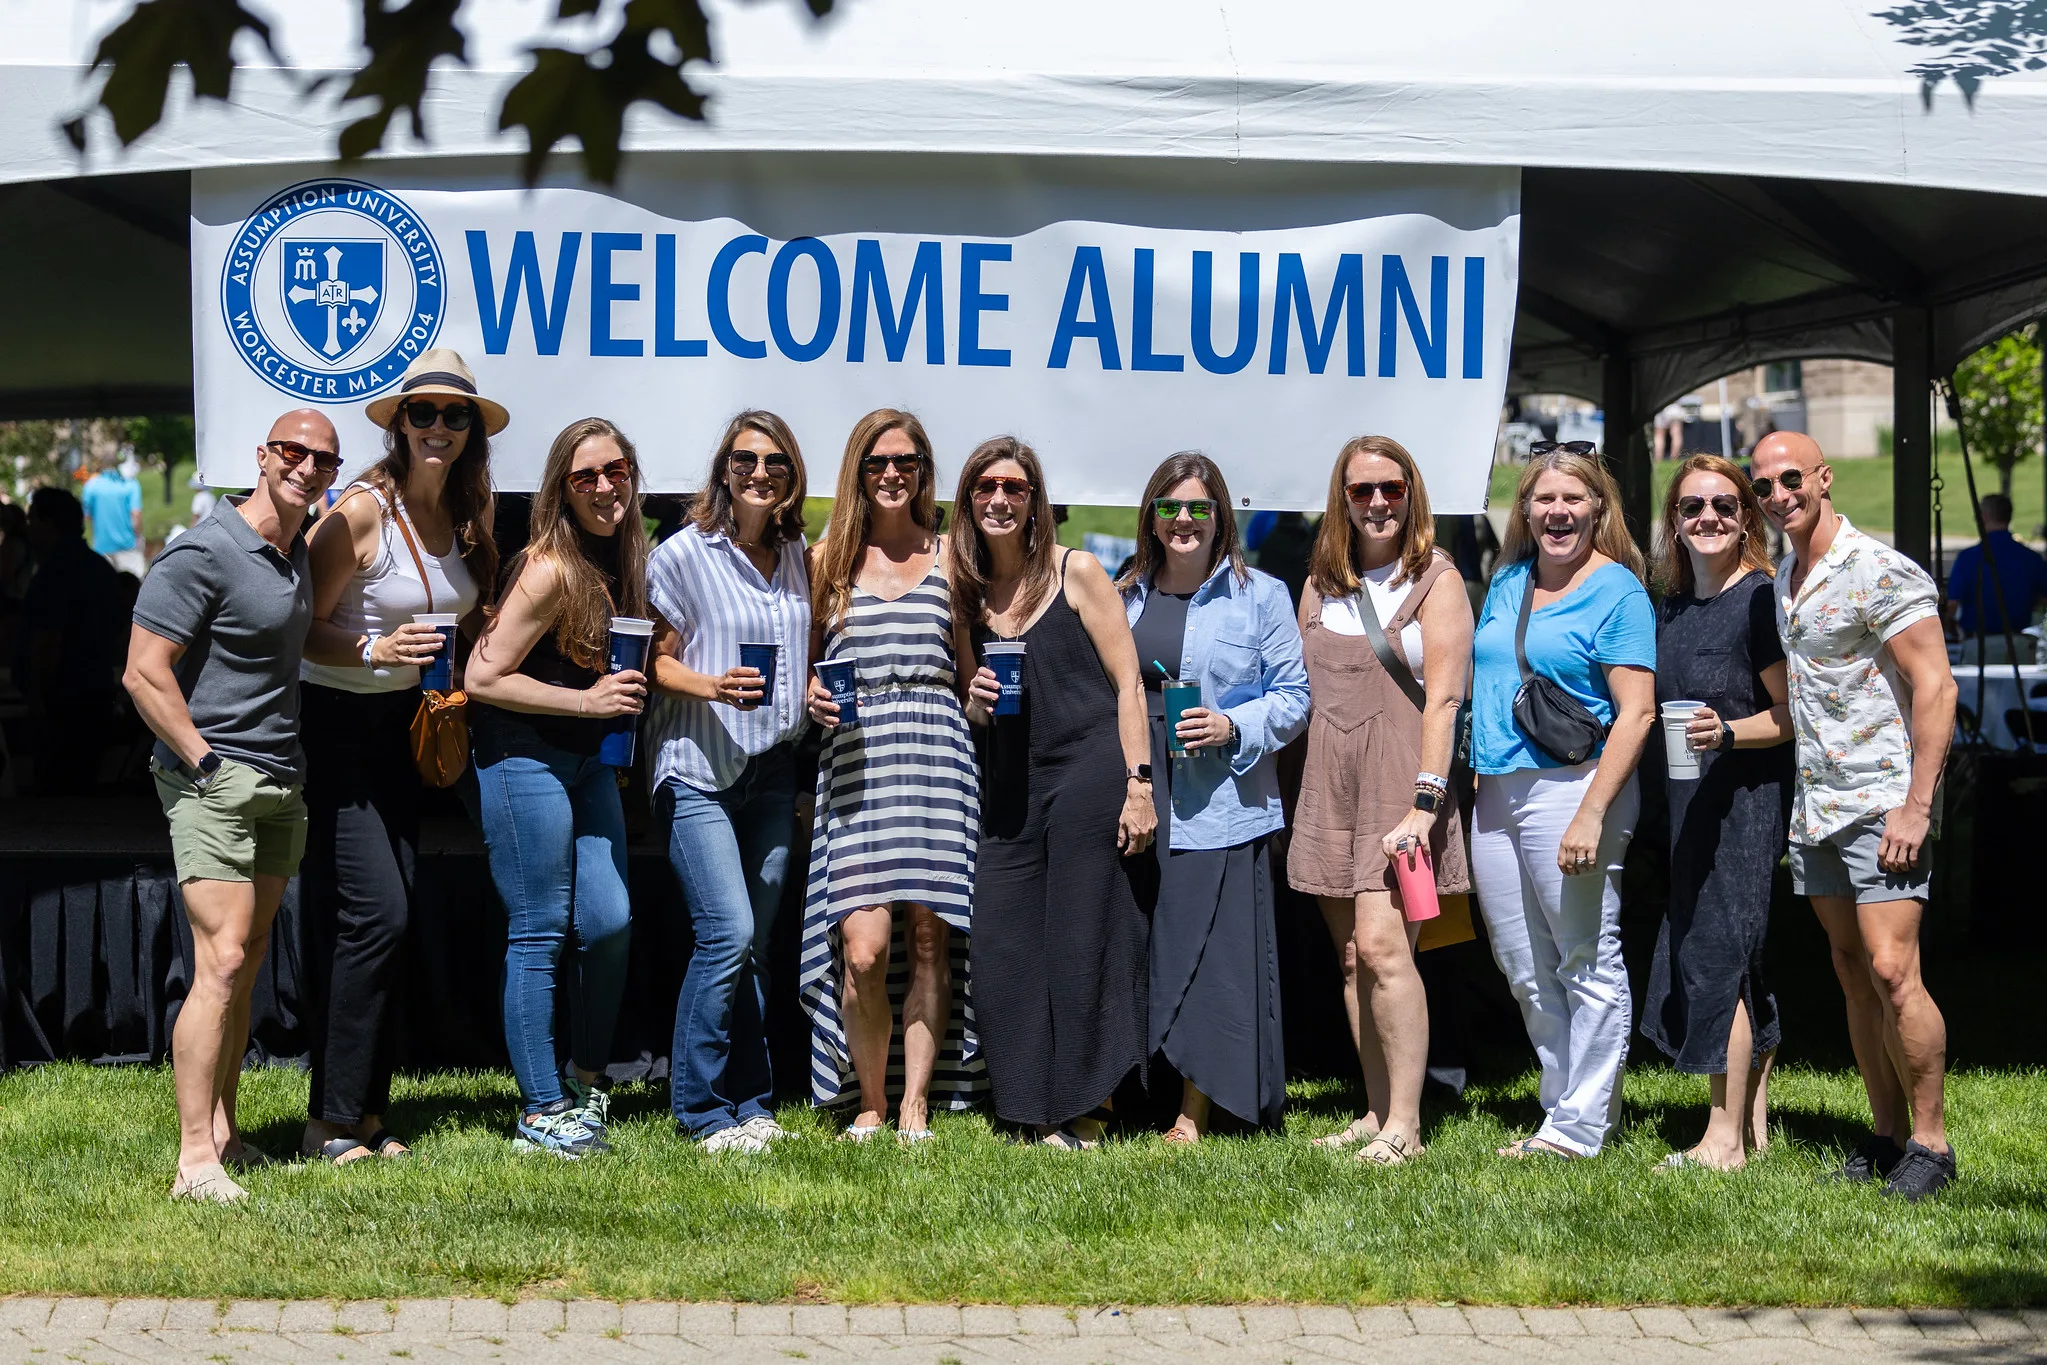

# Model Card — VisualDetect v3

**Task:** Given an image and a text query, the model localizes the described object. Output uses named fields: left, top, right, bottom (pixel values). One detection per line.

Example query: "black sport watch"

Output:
left=1127, top=764, right=1153, bottom=784
left=1413, top=788, right=1443, bottom=814
left=189, top=751, right=223, bottom=790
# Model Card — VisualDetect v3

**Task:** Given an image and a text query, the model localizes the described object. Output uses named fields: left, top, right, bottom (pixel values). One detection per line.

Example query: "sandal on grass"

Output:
left=839, top=1122, right=886, bottom=1143
left=1313, top=1117, right=1379, bottom=1150
left=169, top=1162, right=247, bottom=1204
left=365, top=1129, right=412, bottom=1159
left=1356, top=1132, right=1424, bottom=1166
left=1162, top=1125, right=1199, bottom=1145
left=307, top=1136, right=373, bottom=1165
left=221, top=1142, right=274, bottom=1170
left=1040, top=1126, right=1097, bottom=1152
left=1498, top=1136, right=1582, bottom=1160
left=896, top=1127, right=935, bottom=1146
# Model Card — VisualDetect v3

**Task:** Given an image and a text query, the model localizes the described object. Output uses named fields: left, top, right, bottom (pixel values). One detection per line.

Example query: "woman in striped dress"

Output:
left=799, top=409, right=983, bottom=1139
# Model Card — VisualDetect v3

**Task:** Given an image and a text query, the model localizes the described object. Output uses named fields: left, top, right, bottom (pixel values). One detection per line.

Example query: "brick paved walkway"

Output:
left=1, top=1299, right=2042, bottom=1362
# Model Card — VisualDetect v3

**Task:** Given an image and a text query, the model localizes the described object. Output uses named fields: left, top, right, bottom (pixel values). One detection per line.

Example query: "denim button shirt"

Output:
left=1123, top=561, right=1310, bottom=851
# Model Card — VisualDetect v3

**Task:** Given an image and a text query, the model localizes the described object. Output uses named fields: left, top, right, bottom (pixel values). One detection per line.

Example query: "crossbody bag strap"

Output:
left=1513, top=565, right=1537, bottom=684
left=1353, top=576, right=1428, bottom=713
left=389, top=500, right=435, bottom=616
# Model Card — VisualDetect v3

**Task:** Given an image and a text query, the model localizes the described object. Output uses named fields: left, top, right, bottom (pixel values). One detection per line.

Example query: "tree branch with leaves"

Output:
left=63, top=0, right=838, bottom=186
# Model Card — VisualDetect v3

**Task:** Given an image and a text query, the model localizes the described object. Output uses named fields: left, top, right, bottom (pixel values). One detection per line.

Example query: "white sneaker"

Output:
left=739, top=1115, right=791, bottom=1144
left=700, top=1124, right=767, bottom=1154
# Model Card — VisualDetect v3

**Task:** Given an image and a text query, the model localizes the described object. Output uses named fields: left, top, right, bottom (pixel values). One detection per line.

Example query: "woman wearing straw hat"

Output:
left=298, top=349, right=505, bottom=1163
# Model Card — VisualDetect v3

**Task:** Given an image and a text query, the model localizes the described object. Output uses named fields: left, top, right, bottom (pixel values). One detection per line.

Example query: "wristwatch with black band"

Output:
left=1127, top=763, right=1153, bottom=785
left=188, top=751, right=223, bottom=790
left=1413, top=787, right=1443, bottom=814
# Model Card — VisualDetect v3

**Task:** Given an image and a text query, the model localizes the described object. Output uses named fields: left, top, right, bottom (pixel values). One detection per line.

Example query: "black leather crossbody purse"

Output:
left=1510, top=572, right=1608, bottom=765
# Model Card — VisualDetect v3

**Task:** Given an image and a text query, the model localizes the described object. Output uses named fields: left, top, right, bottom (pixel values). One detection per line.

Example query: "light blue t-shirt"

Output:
left=1472, top=558, right=1656, bottom=774
left=81, top=471, right=142, bottom=553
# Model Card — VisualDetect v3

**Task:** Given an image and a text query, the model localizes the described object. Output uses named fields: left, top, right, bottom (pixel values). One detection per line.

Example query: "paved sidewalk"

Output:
left=1, top=1299, right=2043, bottom=1363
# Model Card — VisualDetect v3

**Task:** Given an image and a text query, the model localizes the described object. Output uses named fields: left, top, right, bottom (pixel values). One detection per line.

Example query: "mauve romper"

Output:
left=1289, top=558, right=1471, bottom=900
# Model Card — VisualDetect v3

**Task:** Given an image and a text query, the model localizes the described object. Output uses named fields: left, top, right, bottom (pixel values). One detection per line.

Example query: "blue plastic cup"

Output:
left=737, top=642, right=778, bottom=711
left=814, top=658, right=858, bottom=727
left=982, top=641, right=1026, bottom=716
left=413, top=613, right=459, bottom=693
left=598, top=616, right=655, bottom=767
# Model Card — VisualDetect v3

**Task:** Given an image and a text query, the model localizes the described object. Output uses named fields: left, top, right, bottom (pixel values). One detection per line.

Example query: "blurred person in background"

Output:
left=17, top=487, right=125, bottom=795
left=1944, top=492, right=2047, bottom=663
left=82, top=449, right=146, bottom=578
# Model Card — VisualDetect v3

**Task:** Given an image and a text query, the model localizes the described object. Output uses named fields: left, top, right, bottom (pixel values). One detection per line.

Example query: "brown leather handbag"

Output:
left=392, top=507, right=469, bottom=788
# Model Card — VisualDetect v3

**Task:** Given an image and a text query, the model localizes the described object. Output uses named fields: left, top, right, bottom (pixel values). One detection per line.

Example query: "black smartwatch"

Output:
left=189, top=751, right=223, bottom=789
left=1127, top=764, right=1153, bottom=785
left=1717, top=720, right=1736, bottom=752
left=1413, top=788, right=1443, bottom=814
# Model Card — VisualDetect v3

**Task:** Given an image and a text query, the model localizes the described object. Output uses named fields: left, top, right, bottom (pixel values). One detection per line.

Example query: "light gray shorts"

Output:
left=1790, top=813, right=1931, bottom=905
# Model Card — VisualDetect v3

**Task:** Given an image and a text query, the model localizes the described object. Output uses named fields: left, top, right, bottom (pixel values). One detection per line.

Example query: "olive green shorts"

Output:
left=152, top=758, right=308, bottom=884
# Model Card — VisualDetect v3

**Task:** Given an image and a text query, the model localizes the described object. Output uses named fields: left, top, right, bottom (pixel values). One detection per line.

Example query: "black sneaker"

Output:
left=1882, top=1140, right=1957, bottom=1201
left=1829, top=1133, right=1904, bottom=1183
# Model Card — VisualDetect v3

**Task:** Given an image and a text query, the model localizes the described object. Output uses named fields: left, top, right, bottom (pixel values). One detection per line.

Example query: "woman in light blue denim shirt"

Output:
left=1118, top=453, right=1310, bottom=1141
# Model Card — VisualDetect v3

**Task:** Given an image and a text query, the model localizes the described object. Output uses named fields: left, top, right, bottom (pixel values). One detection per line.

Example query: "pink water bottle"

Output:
left=1390, top=841, right=1441, bottom=923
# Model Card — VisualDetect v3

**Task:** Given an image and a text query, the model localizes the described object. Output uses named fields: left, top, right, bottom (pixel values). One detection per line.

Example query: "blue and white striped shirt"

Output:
left=645, top=523, right=812, bottom=793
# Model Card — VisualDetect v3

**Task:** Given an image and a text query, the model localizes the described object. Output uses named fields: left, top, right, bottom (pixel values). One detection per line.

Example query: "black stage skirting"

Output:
left=0, top=796, right=1495, bottom=1100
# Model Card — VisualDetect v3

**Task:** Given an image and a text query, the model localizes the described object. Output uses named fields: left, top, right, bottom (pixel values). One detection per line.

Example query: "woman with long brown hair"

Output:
left=466, top=416, right=650, bottom=1158
left=645, top=410, right=813, bottom=1153
left=1469, top=442, right=1656, bottom=1159
left=954, top=437, right=1155, bottom=1148
left=1293, top=436, right=1473, bottom=1166
left=297, top=350, right=504, bottom=1163
left=1646, top=453, right=1792, bottom=1169
left=797, top=409, right=982, bottom=1141
left=1113, top=452, right=1308, bottom=1142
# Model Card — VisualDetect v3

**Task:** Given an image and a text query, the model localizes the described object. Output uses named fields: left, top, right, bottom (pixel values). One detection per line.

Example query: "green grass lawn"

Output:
left=1, top=1060, right=2041, bottom=1306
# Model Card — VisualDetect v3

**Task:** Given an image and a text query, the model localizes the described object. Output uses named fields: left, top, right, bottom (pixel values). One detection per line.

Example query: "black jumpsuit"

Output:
left=972, top=557, right=1149, bottom=1128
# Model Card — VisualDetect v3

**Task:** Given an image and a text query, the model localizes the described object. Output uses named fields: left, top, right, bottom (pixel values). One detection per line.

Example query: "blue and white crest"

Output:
left=220, top=179, right=444, bottom=401
left=281, top=239, right=384, bottom=362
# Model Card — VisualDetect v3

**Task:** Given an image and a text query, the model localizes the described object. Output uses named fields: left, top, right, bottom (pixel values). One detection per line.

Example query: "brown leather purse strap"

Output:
left=389, top=499, right=435, bottom=616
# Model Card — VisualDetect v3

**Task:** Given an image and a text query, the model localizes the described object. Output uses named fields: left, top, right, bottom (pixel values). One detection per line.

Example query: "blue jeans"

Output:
left=659, top=744, right=797, bottom=1136
left=475, top=715, right=633, bottom=1111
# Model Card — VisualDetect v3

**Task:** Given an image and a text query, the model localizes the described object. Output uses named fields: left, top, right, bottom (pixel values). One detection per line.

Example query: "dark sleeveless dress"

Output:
left=1644, top=570, right=1792, bottom=1072
left=972, top=558, right=1149, bottom=1128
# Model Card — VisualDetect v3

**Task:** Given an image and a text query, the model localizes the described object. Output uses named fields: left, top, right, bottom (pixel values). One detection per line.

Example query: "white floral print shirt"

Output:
left=1775, top=517, right=1940, bottom=844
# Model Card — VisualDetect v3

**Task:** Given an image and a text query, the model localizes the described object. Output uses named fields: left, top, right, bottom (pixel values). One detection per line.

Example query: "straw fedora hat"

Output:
left=365, top=349, right=510, bottom=435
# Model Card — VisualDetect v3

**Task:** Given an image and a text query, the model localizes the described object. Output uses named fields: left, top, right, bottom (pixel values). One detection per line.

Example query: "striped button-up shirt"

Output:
left=645, top=523, right=812, bottom=793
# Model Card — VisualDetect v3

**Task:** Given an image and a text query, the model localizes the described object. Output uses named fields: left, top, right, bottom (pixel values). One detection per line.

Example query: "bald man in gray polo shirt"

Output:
left=124, top=409, right=339, bottom=1203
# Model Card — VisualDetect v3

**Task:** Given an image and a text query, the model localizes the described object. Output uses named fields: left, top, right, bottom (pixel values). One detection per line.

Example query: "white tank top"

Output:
left=1319, top=559, right=1426, bottom=684
left=301, top=484, right=479, bottom=695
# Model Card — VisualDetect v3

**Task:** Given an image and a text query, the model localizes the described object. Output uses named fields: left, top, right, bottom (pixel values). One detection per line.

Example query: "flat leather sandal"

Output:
left=1356, top=1132, right=1423, bottom=1166
left=1041, top=1126, right=1097, bottom=1152
left=365, top=1129, right=413, bottom=1159
left=309, top=1136, right=373, bottom=1165
left=1313, top=1117, right=1379, bottom=1150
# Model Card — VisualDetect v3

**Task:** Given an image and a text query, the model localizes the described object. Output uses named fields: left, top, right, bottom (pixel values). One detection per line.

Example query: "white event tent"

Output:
left=6, top=0, right=2047, bottom=551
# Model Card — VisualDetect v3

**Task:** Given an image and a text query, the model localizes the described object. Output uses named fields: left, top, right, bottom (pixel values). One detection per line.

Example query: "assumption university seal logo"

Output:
left=219, top=178, right=445, bottom=400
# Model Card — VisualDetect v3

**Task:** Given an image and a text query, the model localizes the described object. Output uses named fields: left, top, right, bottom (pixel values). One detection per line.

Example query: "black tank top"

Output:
left=500, top=527, right=621, bottom=755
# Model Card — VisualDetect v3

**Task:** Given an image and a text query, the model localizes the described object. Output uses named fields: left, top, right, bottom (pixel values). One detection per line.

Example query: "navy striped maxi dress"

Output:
left=798, top=568, right=987, bottom=1110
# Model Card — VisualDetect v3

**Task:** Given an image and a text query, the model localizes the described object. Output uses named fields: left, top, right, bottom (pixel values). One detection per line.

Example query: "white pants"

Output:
left=1472, top=763, right=1639, bottom=1156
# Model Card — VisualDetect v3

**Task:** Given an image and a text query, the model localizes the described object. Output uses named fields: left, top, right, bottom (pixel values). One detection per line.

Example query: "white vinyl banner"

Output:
left=192, top=160, right=1519, bottom=511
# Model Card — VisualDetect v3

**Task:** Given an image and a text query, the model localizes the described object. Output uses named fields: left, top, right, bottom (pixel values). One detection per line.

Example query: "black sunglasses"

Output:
left=265, top=439, right=342, bottom=474
left=1530, top=440, right=1596, bottom=457
left=861, top=453, right=925, bottom=477
left=729, top=451, right=794, bottom=478
left=1750, top=467, right=1816, bottom=498
left=403, top=400, right=475, bottom=432
left=1678, top=493, right=1742, bottom=521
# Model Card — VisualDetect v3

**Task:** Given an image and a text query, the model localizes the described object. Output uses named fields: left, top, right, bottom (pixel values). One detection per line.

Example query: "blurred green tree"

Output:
left=1954, top=323, right=2043, bottom=500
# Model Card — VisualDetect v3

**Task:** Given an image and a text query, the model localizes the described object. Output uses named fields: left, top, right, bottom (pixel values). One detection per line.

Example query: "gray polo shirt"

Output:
left=133, top=496, right=314, bottom=784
